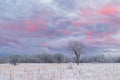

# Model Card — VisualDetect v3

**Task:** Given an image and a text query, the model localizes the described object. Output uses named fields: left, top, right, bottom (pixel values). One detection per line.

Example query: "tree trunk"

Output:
left=76, top=56, right=80, bottom=65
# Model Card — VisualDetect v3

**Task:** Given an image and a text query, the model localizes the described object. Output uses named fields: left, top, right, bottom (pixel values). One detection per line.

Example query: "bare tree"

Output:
left=68, top=41, right=85, bottom=65
left=10, top=55, right=20, bottom=66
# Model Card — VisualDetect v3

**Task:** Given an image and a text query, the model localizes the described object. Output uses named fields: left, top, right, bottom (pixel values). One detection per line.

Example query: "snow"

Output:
left=0, top=63, right=120, bottom=80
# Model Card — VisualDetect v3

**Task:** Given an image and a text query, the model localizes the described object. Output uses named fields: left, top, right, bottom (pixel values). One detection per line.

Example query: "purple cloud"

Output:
left=0, top=0, right=120, bottom=55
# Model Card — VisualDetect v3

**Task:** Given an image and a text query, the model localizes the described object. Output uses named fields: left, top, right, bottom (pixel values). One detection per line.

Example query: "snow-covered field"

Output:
left=0, top=63, right=120, bottom=80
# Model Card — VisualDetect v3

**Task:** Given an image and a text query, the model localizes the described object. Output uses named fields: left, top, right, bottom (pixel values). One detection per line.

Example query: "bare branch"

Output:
left=68, top=40, right=85, bottom=65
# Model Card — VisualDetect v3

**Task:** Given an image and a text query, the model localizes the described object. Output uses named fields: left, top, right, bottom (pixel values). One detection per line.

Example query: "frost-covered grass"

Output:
left=0, top=63, right=120, bottom=80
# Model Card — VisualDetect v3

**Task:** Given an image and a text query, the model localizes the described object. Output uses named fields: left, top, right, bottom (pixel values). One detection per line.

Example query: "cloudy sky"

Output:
left=0, top=0, right=120, bottom=55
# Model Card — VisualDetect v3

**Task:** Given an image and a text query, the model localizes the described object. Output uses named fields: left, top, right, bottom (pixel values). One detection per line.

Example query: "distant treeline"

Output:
left=0, top=53, right=72, bottom=64
left=0, top=53, right=120, bottom=65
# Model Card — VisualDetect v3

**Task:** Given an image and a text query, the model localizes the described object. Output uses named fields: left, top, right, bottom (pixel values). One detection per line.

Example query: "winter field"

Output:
left=0, top=63, right=120, bottom=80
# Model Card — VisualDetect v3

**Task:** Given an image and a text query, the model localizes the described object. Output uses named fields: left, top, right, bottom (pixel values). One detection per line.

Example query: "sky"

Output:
left=0, top=0, right=120, bottom=55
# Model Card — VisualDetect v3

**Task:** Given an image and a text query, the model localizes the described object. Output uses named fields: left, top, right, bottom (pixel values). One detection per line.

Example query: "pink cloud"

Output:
left=71, top=21, right=82, bottom=27
left=38, top=20, right=48, bottom=26
left=71, top=20, right=95, bottom=27
left=24, top=19, right=48, bottom=32
left=97, top=6, right=120, bottom=15
left=64, top=30, right=72, bottom=36
left=0, top=21, right=23, bottom=31
left=82, top=30, right=120, bottom=47
left=25, top=20, right=38, bottom=32
left=0, top=37, right=22, bottom=46
left=86, top=31, right=93, bottom=37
